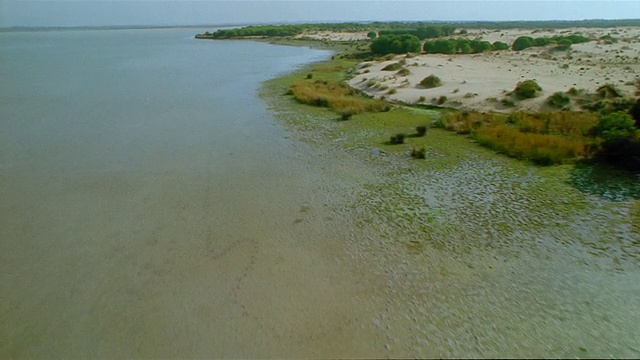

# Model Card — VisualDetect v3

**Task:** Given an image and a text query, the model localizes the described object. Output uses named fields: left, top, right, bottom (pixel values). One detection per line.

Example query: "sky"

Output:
left=1, top=1, right=639, bottom=28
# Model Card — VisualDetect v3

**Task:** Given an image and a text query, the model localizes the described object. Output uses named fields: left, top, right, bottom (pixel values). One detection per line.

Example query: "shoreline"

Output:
left=257, top=34, right=640, bottom=357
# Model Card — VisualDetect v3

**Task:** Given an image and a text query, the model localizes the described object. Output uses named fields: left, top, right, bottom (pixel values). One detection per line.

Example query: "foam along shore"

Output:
left=348, top=27, right=640, bottom=112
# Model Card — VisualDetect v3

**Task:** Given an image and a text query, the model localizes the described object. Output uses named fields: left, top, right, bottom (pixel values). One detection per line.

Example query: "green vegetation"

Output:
left=410, top=147, right=426, bottom=159
left=389, top=133, right=406, bottom=144
left=197, top=19, right=640, bottom=41
left=423, top=38, right=503, bottom=54
left=371, top=34, right=421, bottom=55
left=381, top=62, right=403, bottom=71
left=378, top=24, right=456, bottom=39
left=513, top=79, right=542, bottom=99
left=255, top=25, right=639, bottom=172
left=512, top=36, right=535, bottom=51
left=512, top=34, right=591, bottom=51
left=547, top=92, right=571, bottom=109
left=420, top=75, right=442, bottom=89
left=289, top=80, right=389, bottom=115
left=415, top=126, right=428, bottom=136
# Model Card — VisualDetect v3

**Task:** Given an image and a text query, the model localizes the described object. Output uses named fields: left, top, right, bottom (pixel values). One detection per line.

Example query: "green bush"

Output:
left=411, top=147, right=426, bottom=159
left=382, top=62, right=403, bottom=71
left=423, top=39, right=456, bottom=54
left=593, top=112, right=636, bottom=140
left=597, top=84, right=622, bottom=99
left=420, top=75, right=442, bottom=88
left=396, top=68, right=410, bottom=76
left=547, top=92, right=571, bottom=108
left=470, top=40, right=493, bottom=53
left=415, top=126, right=428, bottom=136
left=437, top=95, right=448, bottom=105
left=367, top=31, right=378, bottom=39
left=512, top=36, right=535, bottom=51
left=389, top=133, right=406, bottom=144
left=492, top=41, right=510, bottom=50
left=514, top=80, right=542, bottom=99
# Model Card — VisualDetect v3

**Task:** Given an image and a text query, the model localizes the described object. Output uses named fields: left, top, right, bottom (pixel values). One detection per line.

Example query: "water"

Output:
left=0, top=28, right=385, bottom=357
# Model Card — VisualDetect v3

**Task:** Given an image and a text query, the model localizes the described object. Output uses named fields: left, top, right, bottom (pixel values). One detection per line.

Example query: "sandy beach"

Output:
left=347, top=27, right=640, bottom=112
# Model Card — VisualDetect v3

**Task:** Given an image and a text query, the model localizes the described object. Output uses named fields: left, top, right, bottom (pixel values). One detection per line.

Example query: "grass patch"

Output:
left=440, top=111, right=599, bottom=164
left=290, top=80, right=389, bottom=114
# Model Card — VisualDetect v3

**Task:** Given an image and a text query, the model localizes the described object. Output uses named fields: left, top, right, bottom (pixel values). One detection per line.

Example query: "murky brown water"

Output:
left=0, top=28, right=389, bottom=358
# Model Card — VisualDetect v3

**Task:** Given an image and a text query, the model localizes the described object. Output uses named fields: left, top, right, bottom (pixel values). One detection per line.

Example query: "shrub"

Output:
left=512, top=36, right=535, bottom=51
left=389, top=89, right=397, bottom=95
left=415, top=126, right=428, bottom=136
left=340, top=111, right=354, bottom=121
left=470, top=40, right=493, bottom=53
left=423, top=39, right=456, bottom=54
left=396, top=68, right=410, bottom=76
left=596, top=84, right=622, bottom=99
left=553, top=39, right=572, bottom=51
left=547, top=92, right=571, bottom=108
left=593, top=112, right=636, bottom=140
left=389, top=133, right=406, bottom=144
left=437, top=95, right=447, bottom=105
left=492, top=41, right=510, bottom=51
left=382, top=62, right=403, bottom=71
left=417, top=96, right=426, bottom=103
left=501, top=98, right=516, bottom=107
left=420, top=75, right=442, bottom=88
left=306, top=73, right=313, bottom=79
left=513, top=80, right=542, bottom=99
left=367, top=31, right=377, bottom=39
left=411, top=147, right=426, bottom=159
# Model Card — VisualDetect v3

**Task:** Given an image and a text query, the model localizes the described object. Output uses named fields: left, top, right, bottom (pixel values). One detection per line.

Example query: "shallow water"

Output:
left=0, top=28, right=387, bottom=357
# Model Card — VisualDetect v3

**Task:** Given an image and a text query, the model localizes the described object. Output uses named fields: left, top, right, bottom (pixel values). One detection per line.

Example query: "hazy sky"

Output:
left=1, top=1, right=639, bottom=28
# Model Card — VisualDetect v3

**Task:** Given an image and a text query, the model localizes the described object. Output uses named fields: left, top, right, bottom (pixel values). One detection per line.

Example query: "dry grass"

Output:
left=290, top=80, right=389, bottom=114
left=441, top=111, right=597, bottom=164
left=475, top=125, right=587, bottom=164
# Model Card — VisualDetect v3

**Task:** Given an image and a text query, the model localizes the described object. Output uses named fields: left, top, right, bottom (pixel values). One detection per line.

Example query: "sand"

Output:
left=347, top=27, right=640, bottom=112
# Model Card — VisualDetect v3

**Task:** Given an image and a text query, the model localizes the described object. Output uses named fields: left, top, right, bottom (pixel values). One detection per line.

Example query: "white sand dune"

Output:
left=347, top=27, right=640, bottom=112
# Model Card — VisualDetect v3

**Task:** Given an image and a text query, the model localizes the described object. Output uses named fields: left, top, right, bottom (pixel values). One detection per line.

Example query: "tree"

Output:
left=367, top=31, right=378, bottom=39
left=422, top=25, right=443, bottom=39
left=371, top=34, right=421, bottom=54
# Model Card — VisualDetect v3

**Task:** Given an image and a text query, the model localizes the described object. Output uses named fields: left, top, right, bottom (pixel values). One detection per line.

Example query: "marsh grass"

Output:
left=441, top=111, right=599, bottom=164
left=290, top=80, right=389, bottom=114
